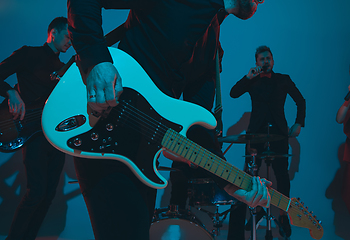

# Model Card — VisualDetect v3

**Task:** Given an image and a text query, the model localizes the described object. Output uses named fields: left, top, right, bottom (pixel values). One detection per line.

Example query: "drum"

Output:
left=150, top=207, right=213, bottom=240
left=188, top=178, right=237, bottom=206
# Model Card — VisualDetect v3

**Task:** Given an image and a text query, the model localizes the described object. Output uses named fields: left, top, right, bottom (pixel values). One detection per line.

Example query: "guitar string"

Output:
left=109, top=102, right=293, bottom=209
left=109, top=100, right=170, bottom=135
left=110, top=102, right=293, bottom=208
left=108, top=102, right=169, bottom=143
left=0, top=114, right=42, bottom=132
left=0, top=110, right=42, bottom=131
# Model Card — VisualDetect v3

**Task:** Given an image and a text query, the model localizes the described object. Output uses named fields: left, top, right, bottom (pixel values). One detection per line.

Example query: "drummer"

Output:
left=228, top=45, right=306, bottom=239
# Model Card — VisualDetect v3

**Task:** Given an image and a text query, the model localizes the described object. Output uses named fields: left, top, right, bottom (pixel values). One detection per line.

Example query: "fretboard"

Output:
left=161, top=128, right=291, bottom=211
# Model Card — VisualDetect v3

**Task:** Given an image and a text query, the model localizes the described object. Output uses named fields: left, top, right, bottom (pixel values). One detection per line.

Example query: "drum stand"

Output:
left=246, top=144, right=259, bottom=240
left=196, top=203, right=236, bottom=238
left=261, top=153, right=274, bottom=240
left=260, top=123, right=289, bottom=240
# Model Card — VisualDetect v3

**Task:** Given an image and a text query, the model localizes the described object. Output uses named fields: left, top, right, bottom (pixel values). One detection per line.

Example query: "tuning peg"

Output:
left=309, top=211, right=313, bottom=214
left=297, top=197, right=301, bottom=201
left=313, top=215, right=317, bottom=219
left=318, top=220, right=322, bottom=224
left=301, top=202, right=304, bottom=205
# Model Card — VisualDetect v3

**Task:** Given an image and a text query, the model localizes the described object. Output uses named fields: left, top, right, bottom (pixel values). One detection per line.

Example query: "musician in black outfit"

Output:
left=67, top=1, right=271, bottom=239
left=0, top=17, right=71, bottom=240
left=228, top=45, right=306, bottom=239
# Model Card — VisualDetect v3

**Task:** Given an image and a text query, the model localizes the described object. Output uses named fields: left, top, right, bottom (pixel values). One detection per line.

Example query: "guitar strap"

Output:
left=51, top=22, right=127, bottom=80
left=214, top=48, right=223, bottom=137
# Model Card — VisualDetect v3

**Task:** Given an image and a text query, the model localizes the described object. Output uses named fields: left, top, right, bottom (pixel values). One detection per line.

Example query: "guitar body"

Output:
left=42, top=47, right=217, bottom=189
left=0, top=100, right=43, bottom=152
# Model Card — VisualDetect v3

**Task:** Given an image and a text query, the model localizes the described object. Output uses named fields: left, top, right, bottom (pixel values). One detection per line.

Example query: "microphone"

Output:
left=252, top=65, right=268, bottom=74
left=345, top=91, right=350, bottom=101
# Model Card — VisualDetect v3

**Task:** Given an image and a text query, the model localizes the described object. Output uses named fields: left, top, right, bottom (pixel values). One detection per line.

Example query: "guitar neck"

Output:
left=162, top=128, right=291, bottom=212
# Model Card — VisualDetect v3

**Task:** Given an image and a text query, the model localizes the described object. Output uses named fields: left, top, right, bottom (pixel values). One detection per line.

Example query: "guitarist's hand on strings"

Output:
left=224, top=176, right=271, bottom=208
left=7, top=89, right=26, bottom=120
left=86, top=62, right=123, bottom=116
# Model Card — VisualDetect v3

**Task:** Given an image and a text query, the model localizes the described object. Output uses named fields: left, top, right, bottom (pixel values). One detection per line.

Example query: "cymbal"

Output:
left=259, top=153, right=293, bottom=159
left=243, top=151, right=293, bottom=159
left=218, top=133, right=285, bottom=144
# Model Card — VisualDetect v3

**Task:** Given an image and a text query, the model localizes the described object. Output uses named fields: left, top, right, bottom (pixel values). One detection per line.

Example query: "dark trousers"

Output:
left=227, top=125, right=290, bottom=240
left=6, top=134, right=65, bottom=240
left=74, top=157, right=157, bottom=240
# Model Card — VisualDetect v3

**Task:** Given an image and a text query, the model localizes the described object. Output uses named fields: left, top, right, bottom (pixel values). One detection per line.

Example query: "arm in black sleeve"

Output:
left=0, top=47, right=26, bottom=97
left=286, top=76, right=306, bottom=127
left=230, top=75, right=250, bottom=98
left=67, top=0, right=113, bottom=74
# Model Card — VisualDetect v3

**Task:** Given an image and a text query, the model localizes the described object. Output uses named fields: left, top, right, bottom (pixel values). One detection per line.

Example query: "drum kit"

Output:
left=151, top=124, right=292, bottom=240
left=219, top=124, right=291, bottom=240
left=150, top=178, right=239, bottom=240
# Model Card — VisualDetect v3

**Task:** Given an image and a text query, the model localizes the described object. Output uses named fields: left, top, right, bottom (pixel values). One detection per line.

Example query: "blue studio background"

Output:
left=0, top=0, right=349, bottom=239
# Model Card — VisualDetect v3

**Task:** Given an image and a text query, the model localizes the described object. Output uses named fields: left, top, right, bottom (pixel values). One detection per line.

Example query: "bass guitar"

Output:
left=42, top=47, right=323, bottom=239
left=0, top=100, right=43, bottom=152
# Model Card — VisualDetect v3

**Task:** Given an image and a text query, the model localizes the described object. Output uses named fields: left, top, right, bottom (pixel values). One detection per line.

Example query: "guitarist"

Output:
left=0, top=17, right=71, bottom=240
left=67, top=0, right=271, bottom=239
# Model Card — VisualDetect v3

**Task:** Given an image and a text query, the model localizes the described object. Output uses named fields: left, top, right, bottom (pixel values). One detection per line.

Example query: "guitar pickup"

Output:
left=55, top=115, right=86, bottom=131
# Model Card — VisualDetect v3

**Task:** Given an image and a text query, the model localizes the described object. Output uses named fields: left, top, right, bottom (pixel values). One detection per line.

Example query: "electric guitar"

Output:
left=42, top=47, right=323, bottom=239
left=0, top=100, right=43, bottom=152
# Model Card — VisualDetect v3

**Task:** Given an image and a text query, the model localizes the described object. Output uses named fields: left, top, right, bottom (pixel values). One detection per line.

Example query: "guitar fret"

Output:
left=172, top=134, right=185, bottom=154
left=163, top=130, right=174, bottom=149
left=229, top=168, right=239, bottom=185
left=162, top=129, right=294, bottom=213
left=169, top=131, right=182, bottom=151
left=188, top=144, right=200, bottom=162
left=203, top=154, right=214, bottom=171
left=223, top=164, right=233, bottom=180
left=179, top=134, right=193, bottom=160
left=185, top=142, right=194, bottom=160
left=239, top=172, right=247, bottom=188
left=178, top=136, right=189, bottom=157
left=217, top=161, right=226, bottom=177
left=193, top=147, right=205, bottom=166
left=212, top=156, right=220, bottom=174
left=206, top=155, right=215, bottom=172
left=277, top=194, right=282, bottom=207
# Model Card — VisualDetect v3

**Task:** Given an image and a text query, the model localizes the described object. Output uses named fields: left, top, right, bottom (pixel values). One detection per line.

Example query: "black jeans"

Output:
left=6, top=134, right=65, bottom=240
left=74, top=157, right=157, bottom=240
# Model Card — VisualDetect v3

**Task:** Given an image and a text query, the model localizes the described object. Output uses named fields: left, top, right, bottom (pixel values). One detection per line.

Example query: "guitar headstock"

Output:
left=288, top=198, right=323, bottom=239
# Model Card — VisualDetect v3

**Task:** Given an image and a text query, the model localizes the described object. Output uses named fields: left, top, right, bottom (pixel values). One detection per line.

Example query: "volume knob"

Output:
left=73, top=138, right=82, bottom=147
left=91, top=133, right=99, bottom=141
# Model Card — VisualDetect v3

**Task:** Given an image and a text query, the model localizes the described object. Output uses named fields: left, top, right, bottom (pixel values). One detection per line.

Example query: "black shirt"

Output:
left=0, top=43, right=64, bottom=105
left=68, top=0, right=226, bottom=97
left=230, top=72, right=306, bottom=135
left=68, top=0, right=230, bottom=190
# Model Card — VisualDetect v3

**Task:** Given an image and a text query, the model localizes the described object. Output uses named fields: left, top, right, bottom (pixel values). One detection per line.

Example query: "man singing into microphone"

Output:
left=228, top=45, right=306, bottom=239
